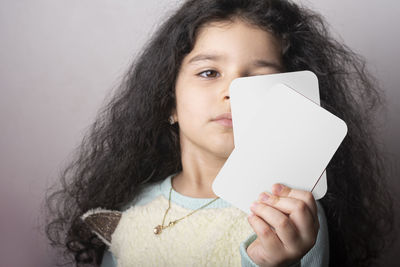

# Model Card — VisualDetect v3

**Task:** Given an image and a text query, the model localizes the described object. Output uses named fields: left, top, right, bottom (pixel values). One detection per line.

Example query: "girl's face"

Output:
left=173, top=18, right=283, bottom=160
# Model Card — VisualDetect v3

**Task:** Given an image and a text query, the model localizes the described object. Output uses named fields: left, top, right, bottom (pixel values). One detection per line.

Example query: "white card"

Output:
left=230, top=71, right=321, bottom=145
left=230, top=71, right=328, bottom=199
left=212, top=81, right=347, bottom=214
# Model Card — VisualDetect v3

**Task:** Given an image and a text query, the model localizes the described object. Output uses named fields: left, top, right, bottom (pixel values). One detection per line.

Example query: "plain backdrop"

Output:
left=0, top=0, right=399, bottom=266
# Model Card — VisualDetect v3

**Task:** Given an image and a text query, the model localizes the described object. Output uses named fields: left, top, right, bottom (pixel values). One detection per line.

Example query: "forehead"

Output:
left=184, top=18, right=282, bottom=64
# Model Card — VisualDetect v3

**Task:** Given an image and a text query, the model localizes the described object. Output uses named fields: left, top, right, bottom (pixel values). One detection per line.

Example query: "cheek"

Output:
left=177, top=87, right=213, bottom=118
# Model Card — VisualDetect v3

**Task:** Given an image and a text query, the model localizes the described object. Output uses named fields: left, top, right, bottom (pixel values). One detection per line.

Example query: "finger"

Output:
left=258, top=193, right=319, bottom=239
left=258, top=193, right=316, bottom=224
left=250, top=202, right=300, bottom=248
left=271, top=184, right=317, bottom=218
left=247, top=211, right=284, bottom=253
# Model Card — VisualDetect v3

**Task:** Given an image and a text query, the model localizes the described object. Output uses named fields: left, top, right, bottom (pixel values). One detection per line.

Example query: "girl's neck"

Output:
left=172, top=171, right=219, bottom=198
left=174, top=134, right=231, bottom=198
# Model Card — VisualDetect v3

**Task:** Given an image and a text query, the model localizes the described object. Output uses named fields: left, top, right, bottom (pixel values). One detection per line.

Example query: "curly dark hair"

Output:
left=45, top=0, right=395, bottom=266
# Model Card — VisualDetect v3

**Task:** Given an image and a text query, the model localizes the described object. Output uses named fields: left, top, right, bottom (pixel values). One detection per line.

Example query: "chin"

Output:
left=211, top=144, right=234, bottom=159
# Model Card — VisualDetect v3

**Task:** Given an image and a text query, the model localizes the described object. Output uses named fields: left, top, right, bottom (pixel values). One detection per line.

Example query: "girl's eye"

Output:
left=198, top=70, right=220, bottom=79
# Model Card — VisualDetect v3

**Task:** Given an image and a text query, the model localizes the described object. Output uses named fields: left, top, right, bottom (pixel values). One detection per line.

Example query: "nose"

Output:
left=221, top=87, right=230, bottom=103
left=221, top=77, right=235, bottom=102
left=221, top=74, right=241, bottom=102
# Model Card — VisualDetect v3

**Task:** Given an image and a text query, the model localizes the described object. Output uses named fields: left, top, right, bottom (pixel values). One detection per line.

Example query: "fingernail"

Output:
left=260, top=193, right=270, bottom=202
left=275, top=184, right=283, bottom=193
left=250, top=202, right=258, bottom=210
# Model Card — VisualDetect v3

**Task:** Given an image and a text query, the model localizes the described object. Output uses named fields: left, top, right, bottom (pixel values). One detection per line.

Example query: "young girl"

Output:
left=46, top=0, right=395, bottom=266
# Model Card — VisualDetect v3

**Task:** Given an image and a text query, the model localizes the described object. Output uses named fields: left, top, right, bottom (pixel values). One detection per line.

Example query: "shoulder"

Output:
left=81, top=208, right=122, bottom=246
left=81, top=177, right=167, bottom=245
left=129, top=179, right=164, bottom=207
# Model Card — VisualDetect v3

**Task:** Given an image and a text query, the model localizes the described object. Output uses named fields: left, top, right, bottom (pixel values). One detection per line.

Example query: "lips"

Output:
left=213, top=113, right=233, bottom=127
left=213, top=113, right=232, bottom=120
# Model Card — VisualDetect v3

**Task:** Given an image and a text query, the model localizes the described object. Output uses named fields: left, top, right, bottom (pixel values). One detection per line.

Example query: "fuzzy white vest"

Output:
left=109, top=194, right=254, bottom=267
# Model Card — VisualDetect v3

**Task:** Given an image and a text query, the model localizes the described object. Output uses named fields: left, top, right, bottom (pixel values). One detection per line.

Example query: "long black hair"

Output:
left=46, top=0, right=394, bottom=266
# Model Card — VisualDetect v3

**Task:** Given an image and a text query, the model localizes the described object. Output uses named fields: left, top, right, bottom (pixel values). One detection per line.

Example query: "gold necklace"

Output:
left=153, top=185, right=220, bottom=235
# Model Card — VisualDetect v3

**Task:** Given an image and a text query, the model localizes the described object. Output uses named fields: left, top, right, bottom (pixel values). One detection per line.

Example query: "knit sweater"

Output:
left=85, top=173, right=329, bottom=267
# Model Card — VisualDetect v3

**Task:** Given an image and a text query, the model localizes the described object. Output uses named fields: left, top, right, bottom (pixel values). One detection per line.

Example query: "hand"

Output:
left=246, top=184, right=319, bottom=267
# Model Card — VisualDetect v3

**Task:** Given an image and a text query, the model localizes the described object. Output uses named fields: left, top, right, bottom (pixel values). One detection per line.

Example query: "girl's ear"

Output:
left=169, top=110, right=178, bottom=125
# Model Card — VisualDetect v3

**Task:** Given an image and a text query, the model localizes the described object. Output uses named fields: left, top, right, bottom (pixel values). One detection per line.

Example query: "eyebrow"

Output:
left=252, top=59, right=283, bottom=72
left=187, top=53, right=283, bottom=71
left=187, top=53, right=222, bottom=64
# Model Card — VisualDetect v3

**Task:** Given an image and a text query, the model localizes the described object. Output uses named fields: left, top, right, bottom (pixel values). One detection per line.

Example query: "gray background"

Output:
left=0, top=0, right=399, bottom=266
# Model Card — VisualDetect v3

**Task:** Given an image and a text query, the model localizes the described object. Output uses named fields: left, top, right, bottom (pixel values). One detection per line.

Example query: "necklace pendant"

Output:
left=153, top=225, right=162, bottom=235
